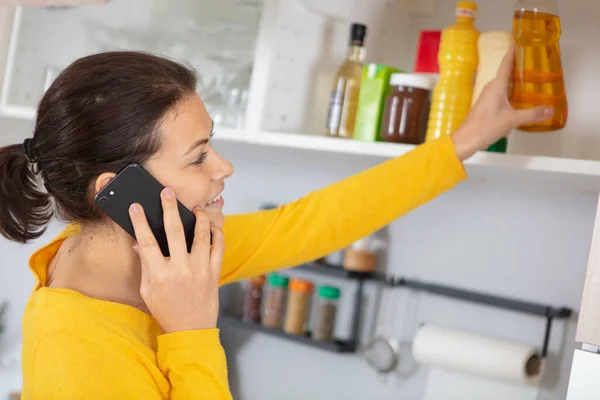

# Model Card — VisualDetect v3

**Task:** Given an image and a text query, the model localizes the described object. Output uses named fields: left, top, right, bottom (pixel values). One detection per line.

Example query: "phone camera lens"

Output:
left=98, top=196, right=109, bottom=205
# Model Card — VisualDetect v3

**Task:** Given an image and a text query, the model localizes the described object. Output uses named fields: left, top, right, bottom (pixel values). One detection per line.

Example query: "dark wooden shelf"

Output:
left=218, top=315, right=357, bottom=353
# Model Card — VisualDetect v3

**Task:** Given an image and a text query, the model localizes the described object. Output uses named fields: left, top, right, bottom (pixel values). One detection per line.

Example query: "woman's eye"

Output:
left=191, top=152, right=208, bottom=165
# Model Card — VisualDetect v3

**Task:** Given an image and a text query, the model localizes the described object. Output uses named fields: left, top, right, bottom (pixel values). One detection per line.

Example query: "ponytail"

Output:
left=0, top=143, right=53, bottom=243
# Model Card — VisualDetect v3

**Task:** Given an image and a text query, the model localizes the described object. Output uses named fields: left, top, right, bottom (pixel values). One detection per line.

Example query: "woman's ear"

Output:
left=94, top=172, right=117, bottom=195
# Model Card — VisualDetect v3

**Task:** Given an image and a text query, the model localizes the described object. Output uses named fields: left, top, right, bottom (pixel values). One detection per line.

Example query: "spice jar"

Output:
left=343, top=236, right=384, bottom=273
left=313, top=285, right=341, bottom=341
left=242, top=275, right=266, bottom=323
left=261, top=273, right=289, bottom=329
left=380, top=73, right=434, bottom=145
left=283, top=279, right=314, bottom=335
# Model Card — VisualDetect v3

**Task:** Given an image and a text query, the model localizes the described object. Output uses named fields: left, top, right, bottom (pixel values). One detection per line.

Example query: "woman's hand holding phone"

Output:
left=128, top=187, right=223, bottom=334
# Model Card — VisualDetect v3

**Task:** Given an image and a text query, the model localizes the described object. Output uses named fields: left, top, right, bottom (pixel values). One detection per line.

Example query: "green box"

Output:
left=353, top=64, right=403, bottom=142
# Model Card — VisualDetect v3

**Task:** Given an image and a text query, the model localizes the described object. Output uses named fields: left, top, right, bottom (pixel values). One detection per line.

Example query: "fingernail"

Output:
left=543, top=107, right=555, bottom=116
left=163, top=188, right=175, bottom=198
left=130, top=204, right=141, bottom=214
left=132, top=244, right=139, bottom=253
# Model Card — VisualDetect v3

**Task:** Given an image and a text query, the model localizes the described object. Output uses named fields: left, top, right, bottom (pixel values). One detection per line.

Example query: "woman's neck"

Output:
left=48, top=222, right=149, bottom=313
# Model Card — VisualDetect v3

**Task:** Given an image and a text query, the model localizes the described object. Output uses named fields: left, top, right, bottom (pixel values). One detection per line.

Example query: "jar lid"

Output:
left=390, top=73, right=434, bottom=91
left=290, top=279, right=314, bottom=293
left=318, top=285, right=341, bottom=300
left=268, top=273, right=289, bottom=288
left=250, top=275, right=266, bottom=285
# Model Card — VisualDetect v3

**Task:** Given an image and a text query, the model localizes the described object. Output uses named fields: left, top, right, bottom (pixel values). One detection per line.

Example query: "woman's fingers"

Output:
left=496, top=41, right=517, bottom=90
left=510, top=106, right=555, bottom=127
left=191, top=209, right=212, bottom=262
left=129, top=203, right=164, bottom=265
left=208, top=223, right=224, bottom=276
left=161, top=187, right=187, bottom=260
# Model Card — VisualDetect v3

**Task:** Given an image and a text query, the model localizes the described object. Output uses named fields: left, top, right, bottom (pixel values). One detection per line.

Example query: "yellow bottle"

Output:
left=425, top=1, right=480, bottom=142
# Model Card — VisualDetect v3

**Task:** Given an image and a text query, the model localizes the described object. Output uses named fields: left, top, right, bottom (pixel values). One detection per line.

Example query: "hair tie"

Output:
left=22, top=138, right=40, bottom=174
left=22, top=138, right=36, bottom=161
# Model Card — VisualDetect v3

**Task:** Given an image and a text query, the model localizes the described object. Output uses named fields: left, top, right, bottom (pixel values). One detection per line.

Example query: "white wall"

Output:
left=0, top=116, right=68, bottom=395
left=1, top=0, right=599, bottom=398
left=212, top=140, right=594, bottom=400
left=0, top=119, right=595, bottom=400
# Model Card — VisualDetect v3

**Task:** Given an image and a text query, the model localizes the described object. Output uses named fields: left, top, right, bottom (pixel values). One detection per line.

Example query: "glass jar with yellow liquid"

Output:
left=511, top=0, right=568, bottom=132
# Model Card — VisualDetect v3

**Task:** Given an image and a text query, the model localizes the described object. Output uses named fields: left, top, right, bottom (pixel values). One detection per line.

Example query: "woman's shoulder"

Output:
left=22, top=287, right=161, bottom=349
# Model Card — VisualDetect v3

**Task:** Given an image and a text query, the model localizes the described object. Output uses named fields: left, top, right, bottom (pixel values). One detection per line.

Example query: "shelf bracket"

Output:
left=542, top=316, right=553, bottom=358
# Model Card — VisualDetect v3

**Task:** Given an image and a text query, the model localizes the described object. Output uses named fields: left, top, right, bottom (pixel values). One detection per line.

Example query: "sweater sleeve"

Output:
left=157, top=329, right=232, bottom=400
left=26, top=329, right=231, bottom=400
left=219, top=135, right=467, bottom=285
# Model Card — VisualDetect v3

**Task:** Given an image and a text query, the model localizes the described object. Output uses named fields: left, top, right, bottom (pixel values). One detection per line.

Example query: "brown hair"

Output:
left=0, top=51, right=197, bottom=243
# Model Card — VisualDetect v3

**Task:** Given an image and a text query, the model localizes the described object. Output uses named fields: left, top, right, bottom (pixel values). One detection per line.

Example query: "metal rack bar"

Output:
left=392, top=277, right=571, bottom=358
left=393, top=277, right=570, bottom=319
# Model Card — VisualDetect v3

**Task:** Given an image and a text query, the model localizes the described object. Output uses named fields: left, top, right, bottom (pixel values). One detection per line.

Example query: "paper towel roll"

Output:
left=412, top=324, right=543, bottom=385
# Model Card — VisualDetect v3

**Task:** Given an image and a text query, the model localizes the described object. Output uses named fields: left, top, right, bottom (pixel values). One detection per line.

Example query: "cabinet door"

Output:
left=0, top=0, right=263, bottom=121
left=567, top=194, right=600, bottom=399
left=575, top=194, right=600, bottom=346
left=567, top=349, right=600, bottom=400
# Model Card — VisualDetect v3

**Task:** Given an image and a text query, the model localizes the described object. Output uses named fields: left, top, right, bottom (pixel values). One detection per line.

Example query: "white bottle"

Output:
left=472, top=31, right=512, bottom=105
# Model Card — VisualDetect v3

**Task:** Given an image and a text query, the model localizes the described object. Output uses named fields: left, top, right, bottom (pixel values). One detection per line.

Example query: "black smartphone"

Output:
left=93, top=163, right=198, bottom=257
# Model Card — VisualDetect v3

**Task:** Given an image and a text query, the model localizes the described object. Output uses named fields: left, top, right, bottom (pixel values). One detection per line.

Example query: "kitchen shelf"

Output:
left=293, top=261, right=391, bottom=284
left=7, top=113, right=600, bottom=193
left=218, top=315, right=357, bottom=353
left=213, top=128, right=600, bottom=193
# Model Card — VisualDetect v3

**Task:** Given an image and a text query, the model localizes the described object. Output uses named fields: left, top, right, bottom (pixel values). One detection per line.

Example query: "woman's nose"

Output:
left=211, top=150, right=234, bottom=181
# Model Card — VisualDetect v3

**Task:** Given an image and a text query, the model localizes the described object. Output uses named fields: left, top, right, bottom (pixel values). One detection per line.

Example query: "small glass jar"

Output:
left=261, top=273, right=289, bottom=329
left=242, top=275, right=266, bottom=324
left=283, top=279, right=314, bottom=335
left=380, top=73, right=433, bottom=145
left=313, top=285, right=341, bottom=341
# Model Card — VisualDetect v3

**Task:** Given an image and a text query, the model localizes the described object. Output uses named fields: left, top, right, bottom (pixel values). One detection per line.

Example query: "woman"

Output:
left=0, top=48, right=551, bottom=399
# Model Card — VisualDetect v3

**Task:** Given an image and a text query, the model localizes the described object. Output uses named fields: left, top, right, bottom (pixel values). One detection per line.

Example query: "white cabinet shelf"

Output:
left=1, top=0, right=600, bottom=194
left=214, top=127, right=600, bottom=193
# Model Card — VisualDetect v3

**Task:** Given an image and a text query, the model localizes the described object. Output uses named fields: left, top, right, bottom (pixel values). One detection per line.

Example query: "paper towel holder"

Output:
left=394, top=277, right=572, bottom=358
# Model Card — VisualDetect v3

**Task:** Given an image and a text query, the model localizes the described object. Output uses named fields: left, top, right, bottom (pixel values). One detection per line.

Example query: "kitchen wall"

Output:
left=0, top=112, right=595, bottom=399
left=212, top=140, right=594, bottom=400
left=1, top=0, right=599, bottom=399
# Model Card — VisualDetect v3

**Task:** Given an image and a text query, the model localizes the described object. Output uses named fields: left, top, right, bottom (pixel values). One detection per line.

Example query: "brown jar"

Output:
left=343, top=248, right=376, bottom=273
left=242, top=275, right=265, bottom=324
left=380, top=74, right=434, bottom=145
left=283, top=279, right=314, bottom=335
left=261, top=274, right=289, bottom=329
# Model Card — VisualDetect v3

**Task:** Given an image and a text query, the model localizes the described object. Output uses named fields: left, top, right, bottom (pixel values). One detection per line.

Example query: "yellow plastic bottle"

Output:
left=425, top=1, right=480, bottom=142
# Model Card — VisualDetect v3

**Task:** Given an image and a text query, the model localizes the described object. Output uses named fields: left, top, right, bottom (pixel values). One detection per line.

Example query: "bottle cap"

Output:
left=457, top=1, right=477, bottom=17
left=290, top=279, right=314, bottom=293
left=250, top=275, right=266, bottom=286
left=319, top=285, right=341, bottom=300
left=268, top=273, right=289, bottom=288
left=350, top=23, right=367, bottom=45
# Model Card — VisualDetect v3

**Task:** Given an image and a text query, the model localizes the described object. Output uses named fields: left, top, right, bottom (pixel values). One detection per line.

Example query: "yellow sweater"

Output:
left=21, top=136, right=466, bottom=399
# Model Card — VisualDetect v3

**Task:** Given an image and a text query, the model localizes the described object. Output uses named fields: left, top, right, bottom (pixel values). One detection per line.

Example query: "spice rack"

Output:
left=220, top=261, right=574, bottom=357
left=219, top=261, right=379, bottom=353
left=218, top=315, right=358, bottom=353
